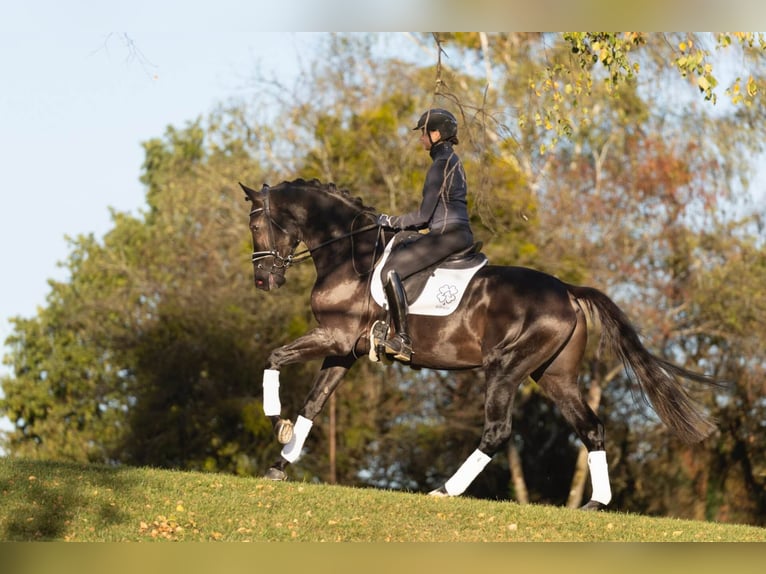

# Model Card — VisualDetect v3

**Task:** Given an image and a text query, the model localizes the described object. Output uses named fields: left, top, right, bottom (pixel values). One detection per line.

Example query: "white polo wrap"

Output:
left=444, top=449, right=492, bottom=496
left=587, top=450, right=612, bottom=505
left=262, top=369, right=281, bottom=416
left=280, top=415, right=313, bottom=463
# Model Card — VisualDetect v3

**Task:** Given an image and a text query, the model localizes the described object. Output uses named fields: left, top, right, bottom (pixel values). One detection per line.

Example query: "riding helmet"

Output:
left=413, top=108, right=459, bottom=142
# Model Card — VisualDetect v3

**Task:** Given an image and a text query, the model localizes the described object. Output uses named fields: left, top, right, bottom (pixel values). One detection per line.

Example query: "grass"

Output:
left=1, top=457, right=765, bottom=542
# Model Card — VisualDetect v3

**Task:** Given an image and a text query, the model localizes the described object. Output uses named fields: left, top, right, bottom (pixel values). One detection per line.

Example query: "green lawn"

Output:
left=1, top=457, right=764, bottom=542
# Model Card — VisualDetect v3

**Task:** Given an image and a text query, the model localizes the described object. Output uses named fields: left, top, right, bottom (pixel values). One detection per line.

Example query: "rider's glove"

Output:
left=378, top=214, right=394, bottom=228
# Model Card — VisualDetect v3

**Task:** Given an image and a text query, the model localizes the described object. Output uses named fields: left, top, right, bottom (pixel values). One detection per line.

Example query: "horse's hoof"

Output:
left=428, top=486, right=449, bottom=497
left=580, top=500, right=608, bottom=511
left=264, top=467, right=288, bottom=481
left=275, top=419, right=294, bottom=444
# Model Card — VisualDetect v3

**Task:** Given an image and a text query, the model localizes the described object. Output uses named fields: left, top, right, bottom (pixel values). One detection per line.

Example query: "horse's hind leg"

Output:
left=430, top=323, right=569, bottom=497
left=534, top=304, right=611, bottom=509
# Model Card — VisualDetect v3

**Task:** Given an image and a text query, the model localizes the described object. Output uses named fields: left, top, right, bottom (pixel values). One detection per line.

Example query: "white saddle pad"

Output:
left=370, top=239, right=488, bottom=317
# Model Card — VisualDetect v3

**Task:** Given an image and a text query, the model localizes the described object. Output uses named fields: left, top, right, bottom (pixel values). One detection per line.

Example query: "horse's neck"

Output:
left=280, top=184, right=374, bottom=273
left=300, top=209, right=375, bottom=278
left=290, top=191, right=361, bottom=249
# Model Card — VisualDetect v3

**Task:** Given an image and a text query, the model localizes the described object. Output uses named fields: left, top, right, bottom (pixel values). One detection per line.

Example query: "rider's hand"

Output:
left=378, top=214, right=394, bottom=228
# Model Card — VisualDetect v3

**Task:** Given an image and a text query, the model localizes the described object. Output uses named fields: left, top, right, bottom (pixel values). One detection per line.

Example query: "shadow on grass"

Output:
left=0, top=459, right=131, bottom=541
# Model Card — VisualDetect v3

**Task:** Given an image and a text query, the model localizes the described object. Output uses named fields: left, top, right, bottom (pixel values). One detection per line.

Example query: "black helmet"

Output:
left=413, top=108, right=458, bottom=142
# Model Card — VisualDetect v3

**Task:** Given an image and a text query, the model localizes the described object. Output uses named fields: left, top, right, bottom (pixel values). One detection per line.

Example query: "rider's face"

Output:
left=419, top=128, right=441, bottom=150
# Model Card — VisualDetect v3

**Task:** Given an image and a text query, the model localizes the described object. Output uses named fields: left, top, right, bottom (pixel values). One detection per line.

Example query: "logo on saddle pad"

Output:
left=371, top=238, right=488, bottom=317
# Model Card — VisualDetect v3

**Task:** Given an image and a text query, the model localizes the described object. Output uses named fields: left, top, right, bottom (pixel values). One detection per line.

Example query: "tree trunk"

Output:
left=507, top=440, right=529, bottom=504
left=566, top=446, right=590, bottom=508
left=329, top=393, right=337, bottom=484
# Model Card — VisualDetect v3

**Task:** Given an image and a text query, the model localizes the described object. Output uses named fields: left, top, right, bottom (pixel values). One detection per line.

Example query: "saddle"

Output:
left=370, top=235, right=488, bottom=317
left=401, top=241, right=486, bottom=302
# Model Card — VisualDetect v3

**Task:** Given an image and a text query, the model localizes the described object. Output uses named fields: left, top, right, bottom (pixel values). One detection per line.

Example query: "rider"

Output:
left=377, top=108, right=475, bottom=362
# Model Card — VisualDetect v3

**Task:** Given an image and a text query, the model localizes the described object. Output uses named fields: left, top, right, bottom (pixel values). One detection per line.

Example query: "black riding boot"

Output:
left=383, top=270, right=412, bottom=362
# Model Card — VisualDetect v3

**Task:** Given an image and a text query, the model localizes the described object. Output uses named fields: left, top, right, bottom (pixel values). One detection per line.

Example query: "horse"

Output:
left=241, top=178, right=719, bottom=510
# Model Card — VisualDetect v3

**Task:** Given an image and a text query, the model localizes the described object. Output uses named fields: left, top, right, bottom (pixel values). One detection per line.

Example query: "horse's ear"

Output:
left=239, top=182, right=260, bottom=202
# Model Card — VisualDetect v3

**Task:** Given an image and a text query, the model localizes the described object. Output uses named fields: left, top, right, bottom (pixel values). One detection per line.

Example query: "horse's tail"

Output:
left=567, top=283, right=720, bottom=443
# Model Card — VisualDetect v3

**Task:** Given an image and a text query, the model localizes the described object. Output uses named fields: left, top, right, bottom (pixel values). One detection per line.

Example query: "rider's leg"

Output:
left=383, top=269, right=412, bottom=362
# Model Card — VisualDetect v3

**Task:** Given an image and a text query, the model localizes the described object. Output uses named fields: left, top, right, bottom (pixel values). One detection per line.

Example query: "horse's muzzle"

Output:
left=255, top=270, right=286, bottom=291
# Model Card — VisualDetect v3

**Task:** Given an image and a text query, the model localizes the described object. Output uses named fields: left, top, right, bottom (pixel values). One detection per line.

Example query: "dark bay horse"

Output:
left=241, top=178, right=719, bottom=509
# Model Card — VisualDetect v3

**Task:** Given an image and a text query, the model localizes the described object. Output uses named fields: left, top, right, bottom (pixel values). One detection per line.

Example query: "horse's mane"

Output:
left=276, top=178, right=376, bottom=214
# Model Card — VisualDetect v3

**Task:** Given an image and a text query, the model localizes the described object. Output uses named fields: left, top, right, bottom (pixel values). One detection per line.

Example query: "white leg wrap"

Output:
left=280, top=415, right=313, bottom=463
left=262, top=369, right=281, bottom=416
left=444, top=449, right=492, bottom=496
left=587, top=450, right=612, bottom=505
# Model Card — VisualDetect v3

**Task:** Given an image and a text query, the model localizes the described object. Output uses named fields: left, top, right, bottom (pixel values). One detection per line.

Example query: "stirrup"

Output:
left=369, top=320, right=388, bottom=362
left=384, top=334, right=412, bottom=362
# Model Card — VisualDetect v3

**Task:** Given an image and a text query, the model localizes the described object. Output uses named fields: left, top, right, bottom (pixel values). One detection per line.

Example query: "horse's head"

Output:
left=241, top=182, right=300, bottom=291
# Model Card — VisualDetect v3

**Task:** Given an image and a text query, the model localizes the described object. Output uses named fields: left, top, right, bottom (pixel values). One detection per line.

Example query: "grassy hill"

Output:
left=1, top=457, right=765, bottom=542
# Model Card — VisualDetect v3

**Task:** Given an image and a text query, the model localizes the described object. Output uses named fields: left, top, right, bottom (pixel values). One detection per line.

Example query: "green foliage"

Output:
left=563, top=32, right=645, bottom=90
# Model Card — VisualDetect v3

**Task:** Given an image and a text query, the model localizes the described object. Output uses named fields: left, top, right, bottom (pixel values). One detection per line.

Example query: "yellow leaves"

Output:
left=138, top=515, right=186, bottom=540
left=136, top=498, right=219, bottom=541
left=726, top=75, right=759, bottom=106
left=674, top=44, right=720, bottom=102
left=746, top=75, right=758, bottom=97
left=590, top=41, right=612, bottom=66
left=719, top=32, right=766, bottom=49
left=137, top=510, right=223, bottom=541
left=679, top=33, right=764, bottom=106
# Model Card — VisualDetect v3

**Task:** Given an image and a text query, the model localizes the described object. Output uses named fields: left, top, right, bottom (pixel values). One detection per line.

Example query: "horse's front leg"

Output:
left=261, top=328, right=345, bottom=444
left=264, top=355, right=355, bottom=480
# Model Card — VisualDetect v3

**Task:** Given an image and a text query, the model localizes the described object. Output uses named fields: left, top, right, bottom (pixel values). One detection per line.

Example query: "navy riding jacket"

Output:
left=388, top=141, right=471, bottom=233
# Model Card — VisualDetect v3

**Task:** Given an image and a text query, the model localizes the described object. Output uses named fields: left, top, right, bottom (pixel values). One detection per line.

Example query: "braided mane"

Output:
left=276, top=178, right=376, bottom=214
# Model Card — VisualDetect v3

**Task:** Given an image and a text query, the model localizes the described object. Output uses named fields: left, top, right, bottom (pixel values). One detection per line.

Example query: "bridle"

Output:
left=249, top=184, right=382, bottom=277
left=249, top=186, right=300, bottom=273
